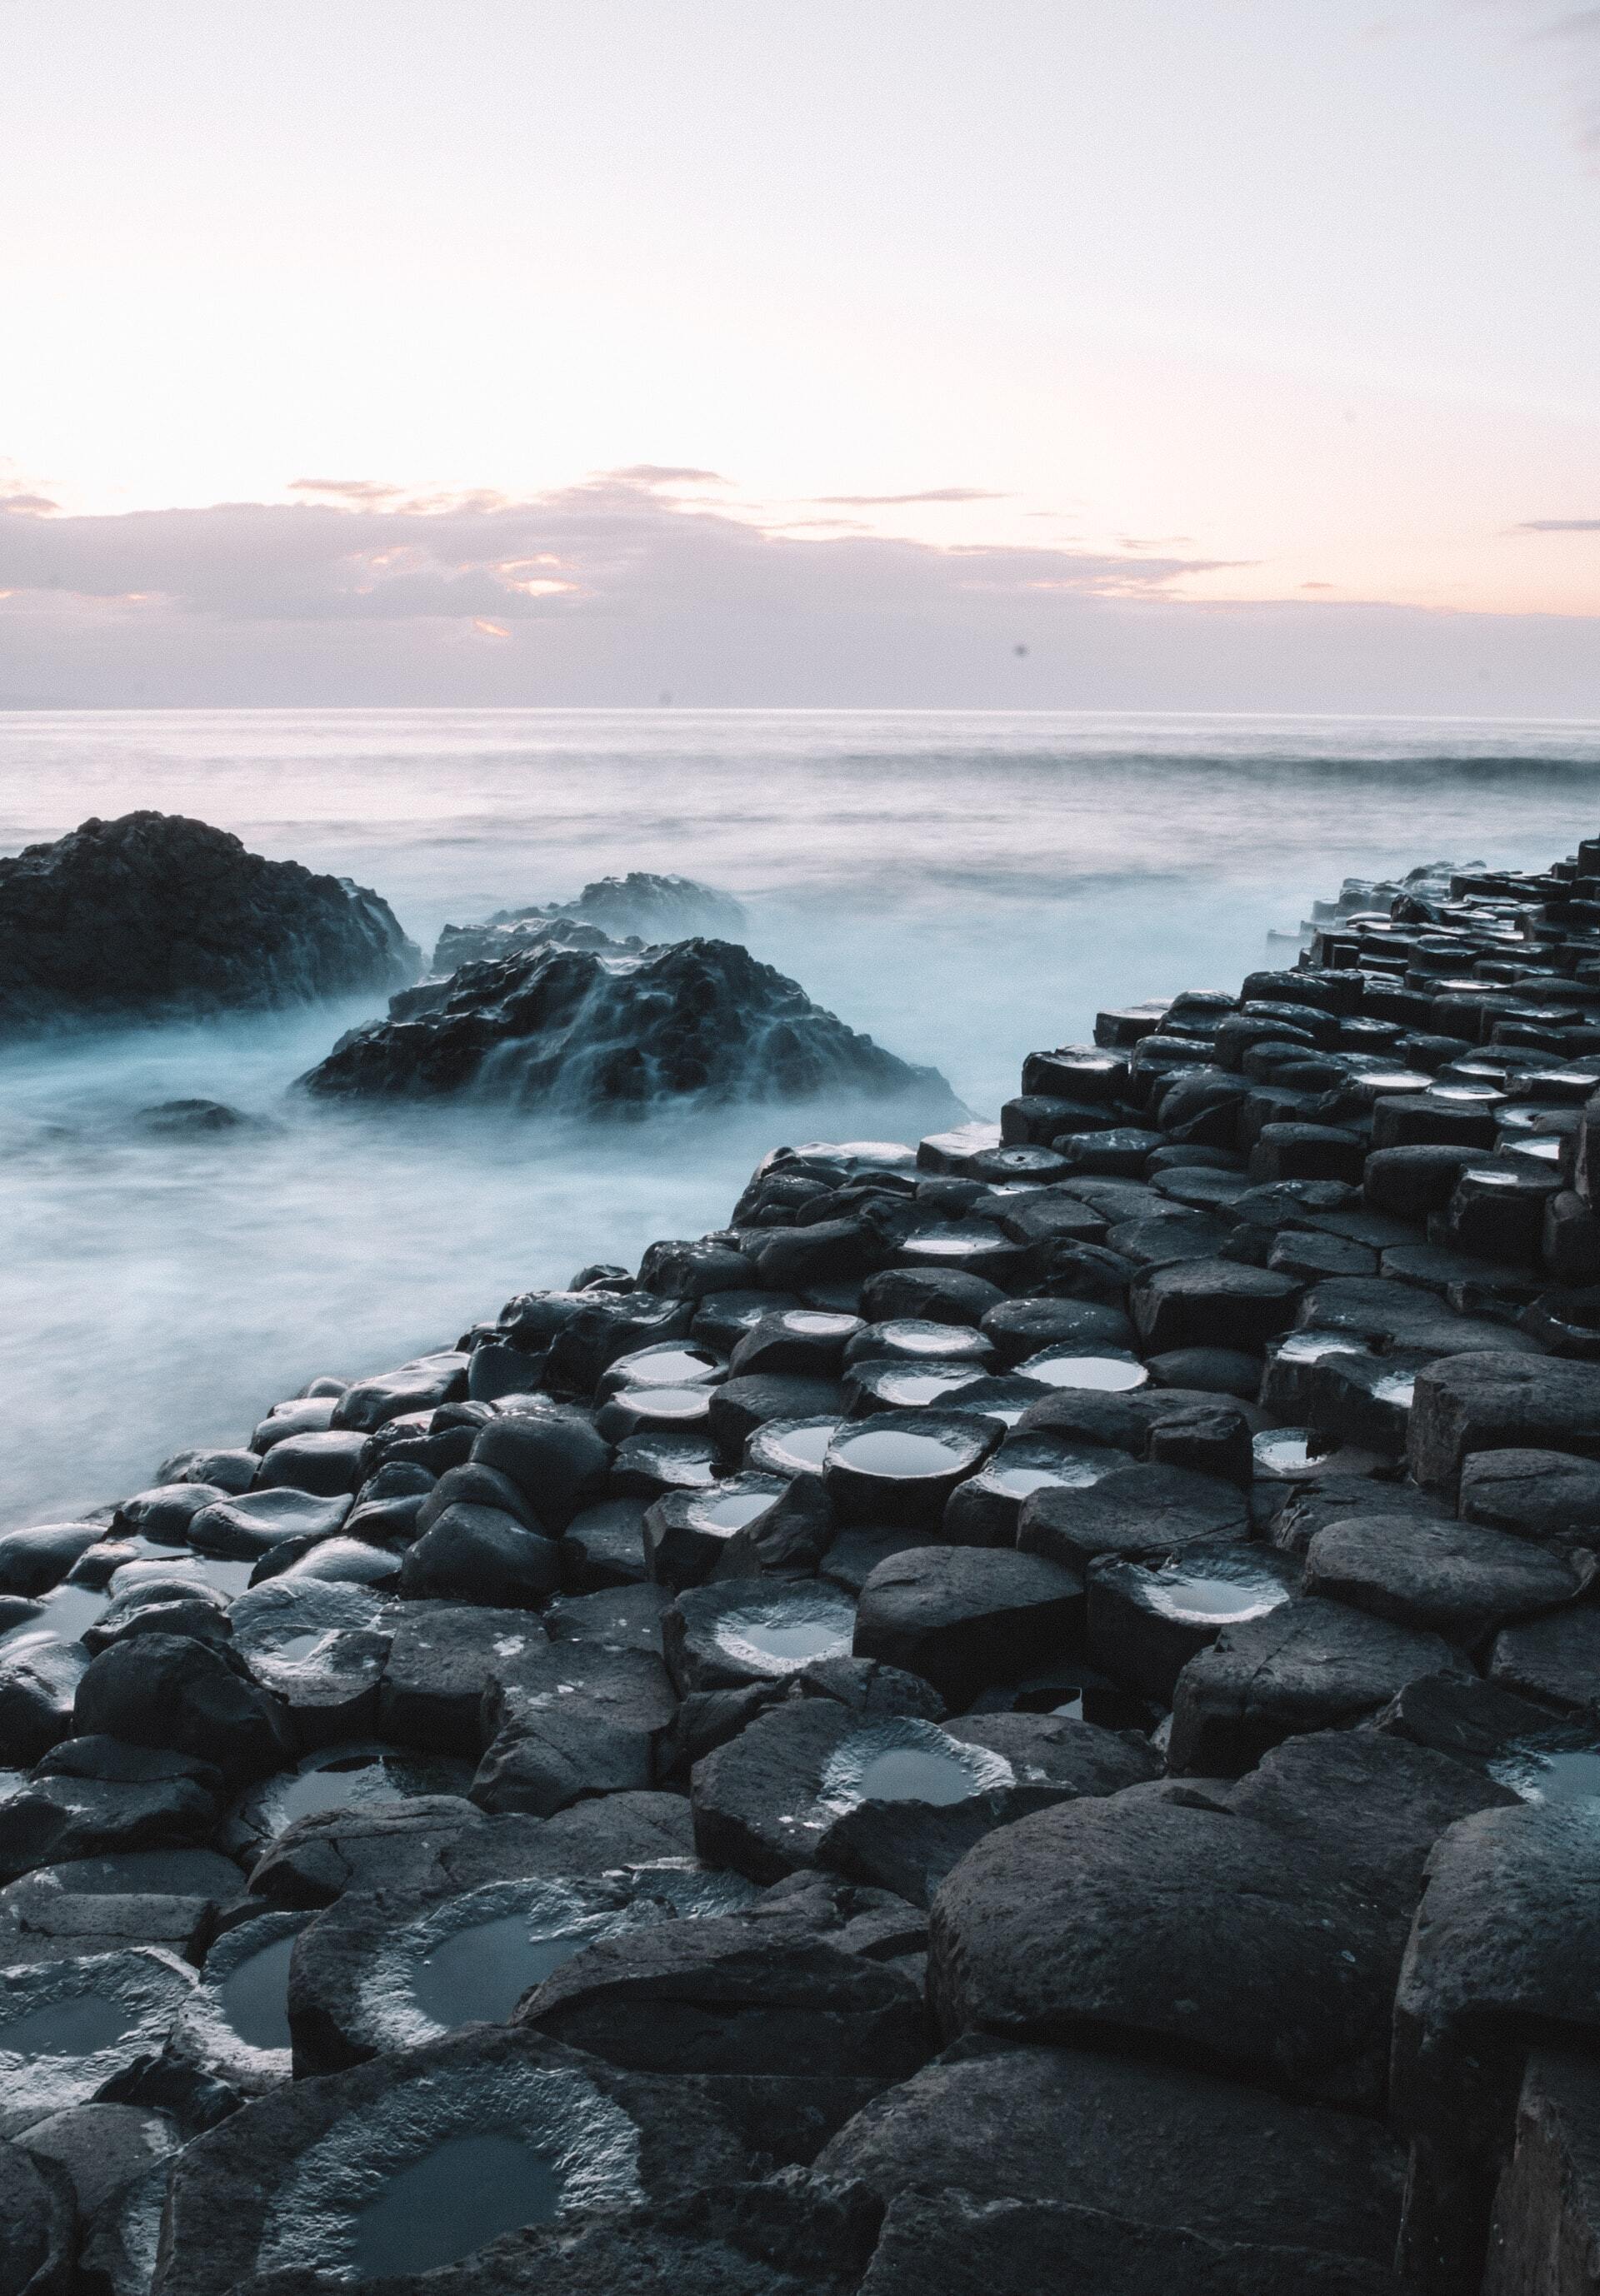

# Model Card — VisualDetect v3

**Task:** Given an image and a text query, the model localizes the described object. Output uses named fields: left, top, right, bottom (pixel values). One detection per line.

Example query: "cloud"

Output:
left=602, top=464, right=730, bottom=487
left=0, top=468, right=1594, bottom=712
left=808, top=487, right=1010, bottom=507
left=0, top=473, right=1222, bottom=626
left=288, top=478, right=408, bottom=502
left=1516, top=517, right=1600, bottom=531
left=0, top=493, right=59, bottom=515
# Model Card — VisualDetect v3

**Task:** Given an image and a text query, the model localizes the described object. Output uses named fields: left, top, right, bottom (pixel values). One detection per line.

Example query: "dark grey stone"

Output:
left=1169, top=1597, right=1467, bottom=1776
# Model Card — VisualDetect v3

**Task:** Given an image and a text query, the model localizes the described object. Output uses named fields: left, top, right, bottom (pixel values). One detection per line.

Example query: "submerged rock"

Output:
left=431, top=875, right=746, bottom=971
left=298, top=938, right=960, bottom=1116
left=0, top=813, right=418, bottom=1035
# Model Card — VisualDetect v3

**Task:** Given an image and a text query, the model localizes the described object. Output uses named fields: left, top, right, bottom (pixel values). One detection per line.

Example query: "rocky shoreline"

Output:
left=7, top=834, right=1600, bottom=2293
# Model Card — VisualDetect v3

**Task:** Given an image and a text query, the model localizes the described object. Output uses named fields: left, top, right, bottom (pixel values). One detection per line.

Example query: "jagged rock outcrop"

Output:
left=299, top=936, right=959, bottom=1116
left=0, top=813, right=418, bottom=1035
left=431, top=874, right=746, bottom=973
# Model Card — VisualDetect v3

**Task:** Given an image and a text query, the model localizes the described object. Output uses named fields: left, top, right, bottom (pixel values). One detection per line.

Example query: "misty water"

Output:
left=2, top=705, right=1598, bottom=1527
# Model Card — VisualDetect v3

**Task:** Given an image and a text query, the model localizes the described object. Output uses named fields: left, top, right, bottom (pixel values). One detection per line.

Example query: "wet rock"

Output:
left=229, top=1581, right=391, bottom=1751
left=376, top=1606, right=551, bottom=1754
left=852, top=1548, right=1083, bottom=1710
left=707, top=1475, right=839, bottom=1584
left=1086, top=1541, right=1299, bottom=1701
left=518, top=1899, right=929, bottom=2079
left=561, top=1497, right=648, bottom=1590
left=709, top=1375, right=847, bottom=1456
left=0, top=1849, right=243, bottom=1970
left=74, top=1635, right=288, bottom=1781
left=1218, top=1728, right=1518, bottom=1909
left=1130, top=1257, right=1302, bottom=1353
left=154, top=2025, right=757, bottom=2295
left=255, top=1432, right=369, bottom=1498
left=288, top=1871, right=691, bottom=2073
left=0, top=2138, right=75, bottom=2296
left=0, top=1760, right=221, bottom=1887
left=226, top=1746, right=477, bottom=1868
left=188, top=1494, right=349, bottom=1574
left=929, top=1793, right=1398, bottom=2105
left=435, top=873, right=746, bottom=967
left=156, top=1446, right=258, bottom=1495
left=246, top=1798, right=486, bottom=1910
left=300, top=936, right=960, bottom=1116
left=0, top=1640, right=92, bottom=1766
left=0, top=1948, right=196, bottom=2135
left=1458, top=1445, right=1600, bottom=1553
left=544, top=1583, right=671, bottom=1656
left=0, top=811, right=418, bottom=1036
left=398, top=1505, right=561, bottom=1606
left=1392, top=1802, right=1600, bottom=2292
left=858, top=1266, right=1005, bottom=1326
left=858, top=2186, right=1399, bottom=2296
left=1481, top=2049, right=1600, bottom=2296
left=1372, top=1666, right=1600, bottom=1787
left=19, top=2099, right=178, bottom=2296
left=168, top=1908, right=315, bottom=2093
left=664, top=1584, right=857, bottom=1695
left=938, top=1433, right=1122, bottom=1549
left=1304, top=1514, right=1587, bottom=1643
left=1408, top=1350, right=1600, bottom=1495
left=1488, top=1607, right=1600, bottom=1721
left=1169, top=1597, right=1467, bottom=1776
left=1267, top=1471, right=1447, bottom=1555
left=692, top=1701, right=1015, bottom=1884
left=471, top=1643, right=677, bottom=1816
left=110, top=1485, right=229, bottom=1542
left=0, top=1525, right=105, bottom=1599
left=821, top=1412, right=998, bottom=1528
left=815, top=1715, right=1160, bottom=1906
left=1018, top=1460, right=1248, bottom=1574
left=816, top=2037, right=1403, bottom=2262
left=231, top=2175, right=879, bottom=2296
left=469, top=1405, right=612, bottom=1531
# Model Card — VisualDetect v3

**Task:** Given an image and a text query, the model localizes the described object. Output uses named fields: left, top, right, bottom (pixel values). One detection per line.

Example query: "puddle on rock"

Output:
left=1252, top=1428, right=1334, bottom=1476
left=870, top=1368, right=979, bottom=1407
left=218, top=1933, right=296, bottom=2052
left=1492, top=1747, right=1600, bottom=1805
left=411, top=1917, right=590, bottom=2028
left=352, top=2134, right=562, bottom=2279
left=268, top=1630, right=335, bottom=1665
left=821, top=1715, right=1013, bottom=1812
left=696, top=1490, right=774, bottom=1530
left=852, top=1746, right=978, bottom=1804
left=830, top=1428, right=968, bottom=1477
left=0, top=1993, right=138, bottom=2059
left=753, top=1420, right=838, bottom=1471
left=1144, top=1571, right=1290, bottom=1625
left=1017, top=1351, right=1148, bottom=1393
left=722, top=1616, right=851, bottom=1666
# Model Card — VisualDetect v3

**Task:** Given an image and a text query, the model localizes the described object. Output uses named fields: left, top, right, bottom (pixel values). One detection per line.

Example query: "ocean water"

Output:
left=2, top=706, right=1597, bottom=1526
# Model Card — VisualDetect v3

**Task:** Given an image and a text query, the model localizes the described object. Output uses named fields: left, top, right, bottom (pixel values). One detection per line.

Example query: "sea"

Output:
left=2, top=706, right=1597, bottom=1528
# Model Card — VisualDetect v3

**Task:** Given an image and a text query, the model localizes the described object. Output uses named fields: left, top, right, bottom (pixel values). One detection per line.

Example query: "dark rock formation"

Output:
left=298, top=936, right=960, bottom=1116
left=0, top=812, right=418, bottom=1033
left=431, top=873, right=746, bottom=971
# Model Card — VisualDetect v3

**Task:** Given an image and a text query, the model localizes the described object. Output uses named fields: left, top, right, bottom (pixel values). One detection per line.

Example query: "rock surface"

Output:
left=432, top=874, right=748, bottom=971
left=0, top=812, right=418, bottom=1034
left=299, top=936, right=959, bottom=1116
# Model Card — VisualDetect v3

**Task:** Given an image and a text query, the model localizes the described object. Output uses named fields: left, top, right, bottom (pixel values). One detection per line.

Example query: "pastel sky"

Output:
left=1, top=0, right=1598, bottom=707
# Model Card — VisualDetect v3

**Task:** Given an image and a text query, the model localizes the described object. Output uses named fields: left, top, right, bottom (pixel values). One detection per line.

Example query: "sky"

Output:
left=0, top=0, right=1597, bottom=709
